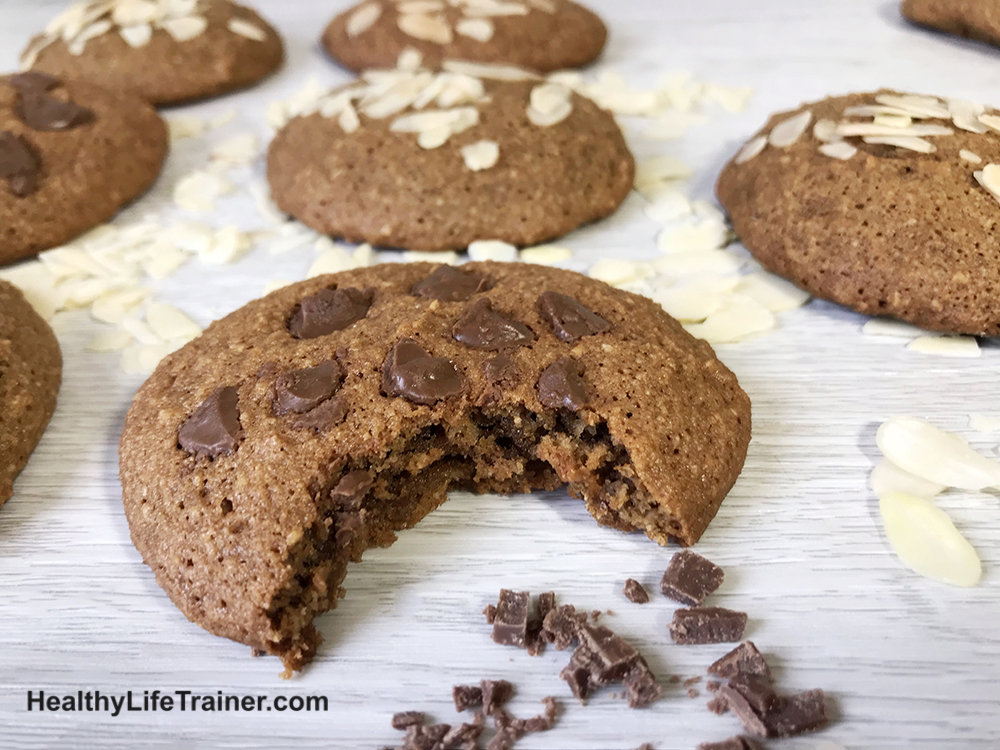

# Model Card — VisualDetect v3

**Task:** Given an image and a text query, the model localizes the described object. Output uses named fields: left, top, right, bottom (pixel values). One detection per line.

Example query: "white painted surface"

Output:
left=1, top=1, right=999, bottom=748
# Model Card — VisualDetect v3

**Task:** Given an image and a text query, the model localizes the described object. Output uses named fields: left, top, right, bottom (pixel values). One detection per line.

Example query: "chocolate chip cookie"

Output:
left=902, top=0, right=1000, bottom=50
left=0, top=280, right=61, bottom=507
left=717, top=90, right=1000, bottom=334
left=119, top=262, right=751, bottom=671
left=322, top=0, right=606, bottom=74
left=22, top=0, right=284, bottom=106
left=267, top=65, right=634, bottom=252
left=0, top=72, right=167, bottom=265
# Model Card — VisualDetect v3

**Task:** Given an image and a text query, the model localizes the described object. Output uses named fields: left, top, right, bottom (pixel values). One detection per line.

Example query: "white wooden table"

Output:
left=1, top=1, right=999, bottom=748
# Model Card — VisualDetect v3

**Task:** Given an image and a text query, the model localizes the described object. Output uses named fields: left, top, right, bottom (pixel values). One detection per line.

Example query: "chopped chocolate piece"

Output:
left=590, top=609, right=602, bottom=621
left=382, top=338, right=464, bottom=406
left=0, top=131, right=40, bottom=197
left=274, top=359, right=344, bottom=414
left=402, top=722, right=452, bottom=750
left=412, top=265, right=492, bottom=302
left=717, top=685, right=769, bottom=738
left=391, top=710, right=425, bottom=729
left=521, top=696, right=558, bottom=732
left=536, top=592, right=556, bottom=623
left=542, top=604, right=585, bottom=650
left=483, top=604, right=497, bottom=624
left=483, top=355, right=518, bottom=385
left=486, top=726, right=519, bottom=750
left=576, top=623, right=640, bottom=683
left=17, top=90, right=93, bottom=131
left=560, top=649, right=593, bottom=701
left=708, top=642, right=772, bottom=682
left=660, top=550, right=725, bottom=607
left=728, top=674, right=780, bottom=717
left=8, top=72, right=61, bottom=92
left=440, top=721, right=483, bottom=750
left=764, top=689, right=828, bottom=738
left=696, top=738, right=763, bottom=750
left=331, top=471, right=372, bottom=509
left=526, top=590, right=556, bottom=655
left=292, top=395, right=347, bottom=432
left=707, top=681, right=721, bottom=693
left=288, top=287, right=372, bottom=339
left=536, top=357, right=589, bottom=410
left=536, top=291, right=611, bottom=343
left=668, top=675, right=681, bottom=684
left=688, top=688, right=700, bottom=698
left=707, top=696, right=729, bottom=715
left=623, top=660, right=662, bottom=708
left=669, top=608, right=747, bottom=645
left=178, top=386, right=243, bottom=459
left=480, top=679, right=513, bottom=715
left=452, top=684, right=483, bottom=713
left=333, top=510, right=364, bottom=547
left=623, top=578, right=649, bottom=604
left=491, top=589, right=530, bottom=648
left=452, top=299, right=535, bottom=350
left=685, top=676, right=703, bottom=687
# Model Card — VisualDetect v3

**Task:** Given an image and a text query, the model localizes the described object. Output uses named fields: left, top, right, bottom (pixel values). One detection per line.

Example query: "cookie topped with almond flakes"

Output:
left=717, top=90, right=1000, bottom=335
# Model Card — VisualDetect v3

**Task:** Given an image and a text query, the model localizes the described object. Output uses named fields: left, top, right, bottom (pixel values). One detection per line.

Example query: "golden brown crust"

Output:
left=902, top=0, right=1000, bottom=48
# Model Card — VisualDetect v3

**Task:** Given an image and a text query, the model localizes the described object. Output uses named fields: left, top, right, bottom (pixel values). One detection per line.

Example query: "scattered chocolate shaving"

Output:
left=688, top=688, right=701, bottom=698
left=669, top=607, right=747, bottom=645
left=668, top=675, right=681, bottom=685
left=491, top=589, right=530, bottom=648
left=382, top=338, right=464, bottom=406
left=292, top=395, right=347, bottom=432
left=623, top=578, right=649, bottom=604
left=0, top=131, right=41, bottom=197
left=536, top=357, right=589, bottom=410
left=536, top=291, right=611, bottom=343
left=274, top=359, right=344, bottom=414
left=708, top=642, right=772, bottom=682
left=685, top=676, right=703, bottom=687
left=623, top=660, right=662, bottom=708
left=452, top=684, right=483, bottom=713
left=288, top=286, right=372, bottom=339
left=391, top=711, right=425, bottom=729
left=696, top=737, right=763, bottom=750
left=17, top=90, right=93, bottom=131
left=487, top=698, right=558, bottom=750
left=412, top=265, right=492, bottom=302
left=483, top=355, right=518, bottom=386
left=452, top=299, right=535, bottom=350
left=440, top=721, right=483, bottom=750
left=660, top=550, right=725, bottom=607
left=707, top=681, right=721, bottom=693
left=177, top=386, right=243, bottom=459
left=590, top=609, right=602, bottom=621
left=480, top=679, right=514, bottom=716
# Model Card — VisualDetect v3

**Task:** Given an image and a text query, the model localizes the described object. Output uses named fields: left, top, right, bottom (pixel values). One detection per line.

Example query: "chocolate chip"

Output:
left=0, top=131, right=41, bottom=198
left=708, top=642, right=772, bottom=682
left=480, top=680, right=513, bottom=716
left=483, top=354, right=518, bottom=385
left=576, top=623, right=640, bottom=683
left=537, top=357, right=588, bottom=410
left=541, top=604, right=585, bottom=650
left=452, top=299, right=535, bottom=350
left=452, top=684, right=483, bottom=712
left=391, top=711, right=425, bottom=729
left=274, top=360, right=344, bottom=415
left=536, top=291, right=611, bottom=343
left=334, top=510, right=364, bottom=548
left=623, top=660, right=662, bottom=708
left=763, top=689, right=827, bottom=738
left=669, top=607, right=747, bottom=645
left=291, top=395, right=347, bottom=432
left=288, top=287, right=372, bottom=339
left=411, top=265, right=492, bottom=302
left=177, top=386, right=243, bottom=459
left=660, top=550, right=725, bottom=606
left=331, top=471, right=373, bottom=509
left=623, top=578, right=649, bottom=604
left=382, top=338, right=464, bottom=406
left=491, top=589, right=529, bottom=648
left=8, top=72, right=61, bottom=92
left=17, top=90, right=93, bottom=131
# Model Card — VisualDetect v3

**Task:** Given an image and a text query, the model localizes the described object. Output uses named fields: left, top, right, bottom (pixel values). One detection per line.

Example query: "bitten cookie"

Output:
left=322, top=0, right=606, bottom=74
left=902, top=0, right=1000, bottom=49
left=717, top=90, right=1000, bottom=334
left=0, top=72, right=167, bottom=265
left=22, top=0, right=284, bottom=106
left=267, top=64, right=634, bottom=252
left=0, top=281, right=61, bottom=507
left=119, top=262, right=751, bottom=670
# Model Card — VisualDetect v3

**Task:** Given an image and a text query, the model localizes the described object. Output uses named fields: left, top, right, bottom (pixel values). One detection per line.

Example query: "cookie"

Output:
left=119, top=262, right=751, bottom=670
left=717, top=90, right=1000, bottom=334
left=0, top=281, right=62, bottom=507
left=0, top=72, right=167, bottom=265
left=22, top=0, right=284, bottom=106
left=901, top=0, right=1000, bottom=49
left=322, top=0, right=606, bottom=74
left=267, top=64, right=634, bottom=251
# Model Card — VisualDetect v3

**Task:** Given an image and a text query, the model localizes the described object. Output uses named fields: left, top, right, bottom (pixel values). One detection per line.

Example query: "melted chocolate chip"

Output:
left=274, top=360, right=344, bottom=415
left=291, top=396, right=347, bottom=432
left=536, top=291, right=611, bottom=343
left=288, top=287, right=372, bottom=339
left=452, top=299, right=535, bottom=350
left=536, top=357, right=589, bottom=411
left=17, top=90, right=94, bottom=131
left=483, top=355, right=518, bottom=385
left=411, top=265, right=492, bottom=302
left=178, top=386, right=243, bottom=459
left=7, top=72, right=61, bottom=92
left=0, top=131, right=41, bottom=198
left=331, top=471, right=373, bottom=509
left=382, top=338, right=464, bottom=406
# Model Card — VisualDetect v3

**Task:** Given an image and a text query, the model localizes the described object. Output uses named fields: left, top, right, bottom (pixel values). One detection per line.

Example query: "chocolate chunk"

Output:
left=483, top=355, right=518, bottom=385
left=291, top=395, right=347, bottom=432
left=391, top=710, right=425, bottom=729
left=274, top=359, right=344, bottom=414
left=685, top=676, right=702, bottom=687
left=728, top=674, right=780, bottom=716
left=707, top=681, right=721, bottom=693
left=708, top=642, right=772, bottom=682
left=452, top=299, right=535, bottom=350
left=7, top=72, right=61, bottom=92
left=522, top=697, right=558, bottom=732
left=178, top=386, right=243, bottom=459
left=334, top=511, right=364, bottom=548
left=623, top=578, right=649, bottom=604
left=660, top=550, right=725, bottom=606
left=623, top=660, right=663, bottom=708
left=706, top=696, right=729, bottom=715
left=560, top=649, right=593, bottom=701
left=382, top=338, right=464, bottom=406
left=526, top=590, right=556, bottom=655
left=452, top=684, right=483, bottom=712
left=536, top=357, right=588, bottom=410
left=696, top=738, right=763, bottom=750
left=576, top=623, right=640, bottom=683
left=717, top=685, right=769, bottom=738
left=0, top=131, right=41, bottom=198
left=331, top=471, right=373, bottom=510
left=669, top=607, right=747, bottom=645
left=536, top=291, right=611, bottom=343
left=483, top=604, right=497, bottom=624
left=541, top=604, right=585, bottom=650
left=288, top=287, right=372, bottom=339
left=688, top=688, right=700, bottom=698
left=480, top=679, right=513, bottom=715
left=17, top=91, right=93, bottom=131
left=402, top=723, right=451, bottom=750
left=764, top=689, right=828, bottom=738
left=440, top=722, right=483, bottom=750
left=412, top=265, right=492, bottom=302
left=491, top=589, right=530, bottom=648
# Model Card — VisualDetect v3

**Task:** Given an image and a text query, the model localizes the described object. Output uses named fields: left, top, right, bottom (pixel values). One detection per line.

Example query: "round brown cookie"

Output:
left=717, top=90, right=1000, bottom=335
left=119, top=262, right=751, bottom=671
left=322, top=0, right=606, bottom=74
left=22, top=0, right=284, bottom=106
left=267, top=66, right=634, bottom=251
left=0, top=72, right=167, bottom=265
left=0, top=280, right=61, bottom=507
left=901, top=0, right=1000, bottom=49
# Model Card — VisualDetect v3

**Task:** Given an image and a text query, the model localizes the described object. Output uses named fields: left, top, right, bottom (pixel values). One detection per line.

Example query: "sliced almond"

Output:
left=734, top=135, right=767, bottom=165
left=119, top=23, right=153, bottom=48
left=876, top=416, right=1000, bottom=490
left=347, top=2, right=382, bottom=37
left=456, top=17, right=494, bottom=41
left=819, top=141, right=857, bottom=160
left=862, top=135, right=936, bottom=154
left=397, top=12, right=452, bottom=44
left=768, top=110, right=812, bottom=148
left=906, top=335, right=981, bottom=358
left=146, top=302, right=202, bottom=341
left=519, top=245, right=572, bottom=265
left=467, top=239, right=517, bottom=262
left=683, top=294, right=775, bottom=344
left=870, top=458, right=945, bottom=499
left=461, top=140, right=500, bottom=171
left=160, top=15, right=208, bottom=42
left=227, top=18, right=267, bottom=42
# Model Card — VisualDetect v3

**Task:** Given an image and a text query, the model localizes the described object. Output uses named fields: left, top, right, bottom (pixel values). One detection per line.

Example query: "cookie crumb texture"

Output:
left=267, top=78, right=634, bottom=252
left=902, top=0, right=1000, bottom=48
left=119, top=263, right=750, bottom=670
left=323, top=0, right=606, bottom=74
left=0, top=73, right=167, bottom=264
left=24, top=1, right=284, bottom=106
left=0, top=280, right=61, bottom=506
left=717, top=90, right=1000, bottom=335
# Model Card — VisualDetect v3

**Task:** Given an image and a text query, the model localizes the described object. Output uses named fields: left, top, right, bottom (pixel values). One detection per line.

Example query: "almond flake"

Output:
left=634, top=155, right=694, bottom=191
left=122, top=314, right=163, bottom=346
left=876, top=416, right=1000, bottom=490
left=819, top=141, right=857, bottom=160
left=398, top=12, right=453, bottom=44
left=119, top=23, right=152, bottom=47
left=467, top=239, right=517, bottom=261
left=398, top=47, right=424, bottom=70
left=91, top=287, right=150, bottom=324
left=167, top=115, right=206, bottom=141
left=173, top=171, right=234, bottom=213
left=210, top=132, right=259, bottom=167
left=86, top=330, right=134, bottom=353
left=862, top=135, right=936, bottom=154
left=734, top=135, right=767, bottom=164
left=208, top=110, right=237, bottom=129
left=527, top=82, right=572, bottom=127
left=461, top=140, right=500, bottom=171
left=872, top=114, right=912, bottom=129
left=525, top=0, right=556, bottom=10
left=874, top=94, right=950, bottom=119
left=812, top=119, right=841, bottom=143
left=657, top=218, right=729, bottom=254
left=146, top=302, right=202, bottom=341
left=404, top=250, right=461, bottom=264
left=201, top=226, right=251, bottom=265
left=227, top=18, right=267, bottom=42
left=308, top=246, right=354, bottom=278
left=837, top=123, right=953, bottom=138
left=462, top=1, right=529, bottom=16
left=978, top=113, right=1000, bottom=132
left=161, top=15, right=208, bottom=42
left=643, top=187, right=692, bottom=223
left=960, top=149, right=982, bottom=164
left=347, top=2, right=382, bottom=37
left=736, top=272, right=810, bottom=312
left=768, top=110, right=812, bottom=148
left=652, top=281, right=724, bottom=323
left=684, top=294, right=775, bottom=343
left=975, top=163, right=1000, bottom=204
left=339, top=104, right=361, bottom=134
left=862, top=318, right=927, bottom=338
left=870, top=459, right=945, bottom=499
left=951, top=114, right=988, bottom=134
left=519, top=245, right=572, bottom=265
left=589, top=259, right=653, bottom=288
left=650, top=249, right=745, bottom=278
left=112, top=0, right=158, bottom=27
left=442, top=60, right=538, bottom=81
left=398, top=0, right=446, bottom=12
left=68, top=20, right=113, bottom=54
left=906, top=335, right=981, bottom=358
left=418, top=124, right=453, bottom=149
left=456, top=17, right=494, bottom=41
